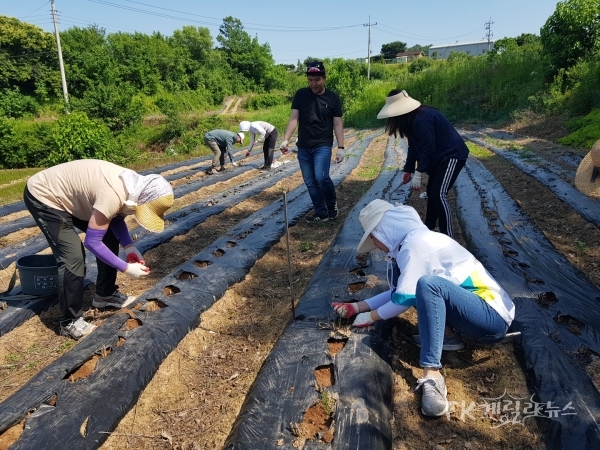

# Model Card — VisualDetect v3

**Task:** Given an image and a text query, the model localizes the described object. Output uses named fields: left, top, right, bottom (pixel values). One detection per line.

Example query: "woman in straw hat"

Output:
left=24, top=159, right=174, bottom=340
left=377, top=89, right=469, bottom=237
left=332, top=199, right=514, bottom=417
left=574, top=139, right=600, bottom=199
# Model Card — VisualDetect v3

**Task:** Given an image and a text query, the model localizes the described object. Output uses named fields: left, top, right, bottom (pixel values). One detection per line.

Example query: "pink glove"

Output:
left=353, top=312, right=375, bottom=328
left=332, top=302, right=359, bottom=318
left=124, top=244, right=144, bottom=264
left=402, top=172, right=412, bottom=185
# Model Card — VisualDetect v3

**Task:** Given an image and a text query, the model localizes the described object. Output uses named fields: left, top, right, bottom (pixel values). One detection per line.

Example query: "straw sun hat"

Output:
left=574, top=139, right=600, bottom=199
left=356, top=199, right=394, bottom=254
left=376, top=90, right=421, bottom=119
left=120, top=171, right=174, bottom=233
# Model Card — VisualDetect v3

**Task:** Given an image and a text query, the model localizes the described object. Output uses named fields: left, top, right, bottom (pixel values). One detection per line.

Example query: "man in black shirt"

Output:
left=281, top=61, right=345, bottom=222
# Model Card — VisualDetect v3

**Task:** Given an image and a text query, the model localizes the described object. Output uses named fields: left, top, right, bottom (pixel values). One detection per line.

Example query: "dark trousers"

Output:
left=263, top=129, right=278, bottom=167
left=24, top=187, right=119, bottom=320
left=425, top=158, right=465, bottom=238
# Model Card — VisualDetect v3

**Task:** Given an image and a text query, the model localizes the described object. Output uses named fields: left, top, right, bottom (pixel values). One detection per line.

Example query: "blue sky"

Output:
left=6, top=0, right=559, bottom=64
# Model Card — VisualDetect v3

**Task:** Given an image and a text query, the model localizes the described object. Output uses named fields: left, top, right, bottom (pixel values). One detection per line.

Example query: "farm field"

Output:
left=0, top=119, right=598, bottom=450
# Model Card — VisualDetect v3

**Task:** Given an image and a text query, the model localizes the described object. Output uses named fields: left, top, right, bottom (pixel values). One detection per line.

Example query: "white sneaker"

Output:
left=415, top=376, right=449, bottom=416
left=60, top=317, right=97, bottom=340
left=93, top=290, right=136, bottom=308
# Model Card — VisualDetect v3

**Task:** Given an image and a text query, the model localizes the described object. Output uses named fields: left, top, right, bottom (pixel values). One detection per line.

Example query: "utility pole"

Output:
left=363, top=16, right=377, bottom=80
left=51, top=0, right=69, bottom=112
left=484, top=18, right=494, bottom=52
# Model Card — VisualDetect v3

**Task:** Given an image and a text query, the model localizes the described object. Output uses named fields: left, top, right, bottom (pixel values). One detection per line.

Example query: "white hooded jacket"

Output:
left=367, top=205, right=515, bottom=325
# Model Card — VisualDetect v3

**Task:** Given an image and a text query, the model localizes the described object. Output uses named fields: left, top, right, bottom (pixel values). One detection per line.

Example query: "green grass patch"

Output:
left=558, top=108, right=600, bottom=148
left=0, top=167, right=41, bottom=185
left=466, top=142, right=494, bottom=160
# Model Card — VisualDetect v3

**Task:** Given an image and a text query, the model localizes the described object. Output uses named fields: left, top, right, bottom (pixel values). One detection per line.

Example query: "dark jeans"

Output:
left=263, top=129, right=278, bottom=166
left=297, top=145, right=336, bottom=217
left=24, top=187, right=119, bottom=320
left=425, top=158, right=465, bottom=237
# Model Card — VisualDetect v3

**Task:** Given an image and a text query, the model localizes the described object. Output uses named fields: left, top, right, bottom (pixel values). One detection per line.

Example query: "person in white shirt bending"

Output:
left=239, top=120, right=279, bottom=171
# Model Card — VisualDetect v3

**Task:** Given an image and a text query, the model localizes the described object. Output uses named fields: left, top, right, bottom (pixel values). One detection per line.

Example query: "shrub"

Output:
left=46, top=111, right=135, bottom=165
left=0, top=119, right=52, bottom=168
left=0, top=88, right=40, bottom=118
left=245, top=93, right=289, bottom=111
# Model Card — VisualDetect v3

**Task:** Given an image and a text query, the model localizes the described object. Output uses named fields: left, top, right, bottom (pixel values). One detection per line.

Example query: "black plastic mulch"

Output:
left=0, top=133, right=380, bottom=449
left=0, top=148, right=338, bottom=337
left=460, top=131, right=600, bottom=228
left=456, top=156, right=600, bottom=450
left=223, top=136, right=409, bottom=449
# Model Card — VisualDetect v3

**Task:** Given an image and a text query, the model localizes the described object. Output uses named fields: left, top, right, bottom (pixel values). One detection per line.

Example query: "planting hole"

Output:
left=64, top=348, right=112, bottom=382
left=163, top=285, right=181, bottom=296
left=347, top=282, right=365, bottom=293
left=146, top=299, right=168, bottom=311
left=290, top=394, right=335, bottom=444
left=120, top=317, right=142, bottom=331
left=226, top=241, right=237, bottom=248
left=327, top=338, right=348, bottom=356
left=193, top=260, right=211, bottom=268
left=349, top=268, right=366, bottom=276
left=314, top=364, right=335, bottom=387
left=213, top=249, right=225, bottom=257
left=555, top=314, right=584, bottom=335
left=176, top=270, right=197, bottom=280
left=537, top=291, right=557, bottom=308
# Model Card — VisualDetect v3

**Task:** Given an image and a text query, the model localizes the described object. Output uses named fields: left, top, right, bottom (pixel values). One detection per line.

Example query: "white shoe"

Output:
left=60, top=317, right=97, bottom=340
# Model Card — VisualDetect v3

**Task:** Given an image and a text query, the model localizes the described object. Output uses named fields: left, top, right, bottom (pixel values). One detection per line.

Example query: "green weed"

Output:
left=299, top=242, right=311, bottom=252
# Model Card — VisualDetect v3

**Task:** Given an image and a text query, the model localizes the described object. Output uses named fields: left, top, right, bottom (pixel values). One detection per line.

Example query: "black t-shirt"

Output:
left=291, top=87, right=342, bottom=148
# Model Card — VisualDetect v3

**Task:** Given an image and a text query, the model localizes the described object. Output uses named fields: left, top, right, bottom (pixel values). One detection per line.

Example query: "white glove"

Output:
left=332, top=302, right=359, bottom=318
left=335, top=149, right=345, bottom=163
left=411, top=171, right=422, bottom=191
left=353, top=312, right=375, bottom=328
left=280, top=140, right=289, bottom=154
left=124, top=244, right=144, bottom=264
left=124, top=263, right=150, bottom=279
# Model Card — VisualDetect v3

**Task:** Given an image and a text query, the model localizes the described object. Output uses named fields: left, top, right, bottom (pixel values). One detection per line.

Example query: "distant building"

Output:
left=394, top=51, right=425, bottom=63
left=428, top=40, right=496, bottom=59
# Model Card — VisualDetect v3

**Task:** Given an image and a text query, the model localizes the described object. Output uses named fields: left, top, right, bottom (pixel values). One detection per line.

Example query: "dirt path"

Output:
left=1, top=127, right=598, bottom=449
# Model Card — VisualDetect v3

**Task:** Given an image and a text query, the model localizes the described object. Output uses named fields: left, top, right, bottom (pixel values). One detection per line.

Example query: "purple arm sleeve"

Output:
left=84, top=228, right=128, bottom=272
left=109, top=215, right=133, bottom=247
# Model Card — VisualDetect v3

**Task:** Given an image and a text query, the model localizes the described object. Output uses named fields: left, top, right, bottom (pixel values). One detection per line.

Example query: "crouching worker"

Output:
left=332, top=199, right=514, bottom=417
left=24, top=159, right=174, bottom=340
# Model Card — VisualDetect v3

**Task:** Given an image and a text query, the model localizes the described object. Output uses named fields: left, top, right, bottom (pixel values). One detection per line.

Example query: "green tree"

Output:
left=216, top=17, right=276, bottom=91
left=407, top=44, right=432, bottom=53
left=381, top=41, right=407, bottom=59
left=540, top=0, right=600, bottom=71
left=0, top=16, right=61, bottom=102
left=60, top=25, right=115, bottom=98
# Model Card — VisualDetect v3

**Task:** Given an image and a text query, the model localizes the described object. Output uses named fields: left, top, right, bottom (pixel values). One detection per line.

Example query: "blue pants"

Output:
left=297, top=146, right=336, bottom=218
left=416, top=275, right=508, bottom=369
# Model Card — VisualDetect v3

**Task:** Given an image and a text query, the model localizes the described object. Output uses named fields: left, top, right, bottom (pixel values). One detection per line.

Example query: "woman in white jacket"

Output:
left=332, top=199, right=515, bottom=417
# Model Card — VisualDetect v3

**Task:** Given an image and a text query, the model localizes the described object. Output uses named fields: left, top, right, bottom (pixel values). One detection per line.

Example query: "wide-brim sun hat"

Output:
left=376, top=90, right=421, bottom=119
left=574, top=139, right=600, bottom=199
left=357, top=199, right=394, bottom=254
left=239, top=121, right=251, bottom=132
left=237, top=132, right=245, bottom=144
left=135, top=194, right=174, bottom=233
